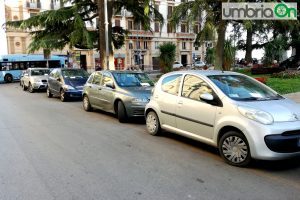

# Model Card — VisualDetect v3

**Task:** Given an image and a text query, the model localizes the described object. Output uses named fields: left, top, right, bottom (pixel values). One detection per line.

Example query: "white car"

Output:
left=21, top=68, right=50, bottom=93
left=193, top=61, right=206, bottom=68
left=173, top=61, right=183, bottom=69
left=145, top=70, right=300, bottom=167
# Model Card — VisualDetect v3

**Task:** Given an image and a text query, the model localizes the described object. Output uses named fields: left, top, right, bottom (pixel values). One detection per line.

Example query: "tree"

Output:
left=170, top=0, right=229, bottom=70
left=223, top=39, right=236, bottom=70
left=158, top=42, right=176, bottom=73
left=5, top=0, right=163, bottom=69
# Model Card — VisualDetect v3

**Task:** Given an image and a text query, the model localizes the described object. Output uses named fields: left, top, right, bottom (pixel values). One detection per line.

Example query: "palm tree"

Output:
left=170, top=0, right=228, bottom=70
left=158, top=42, right=176, bottom=73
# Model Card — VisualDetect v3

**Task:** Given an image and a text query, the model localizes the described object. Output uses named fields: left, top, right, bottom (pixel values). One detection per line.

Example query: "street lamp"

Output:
left=104, top=0, right=109, bottom=70
left=129, top=40, right=133, bottom=69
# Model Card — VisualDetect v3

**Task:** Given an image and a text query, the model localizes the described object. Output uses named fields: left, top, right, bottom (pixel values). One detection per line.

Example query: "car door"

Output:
left=88, top=72, right=103, bottom=107
left=175, top=74, right=217, bottom=139
left=23, top=69, right=30, bottom=87
left=98, top=72, right=115, bottom=112
left=155, top=74, right=182, bottom=128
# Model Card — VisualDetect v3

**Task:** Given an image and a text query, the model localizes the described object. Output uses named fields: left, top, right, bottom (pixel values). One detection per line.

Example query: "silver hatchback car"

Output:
left=83, top=70, right=154, bottom=122
left=145, top=70, right=300, bottom=166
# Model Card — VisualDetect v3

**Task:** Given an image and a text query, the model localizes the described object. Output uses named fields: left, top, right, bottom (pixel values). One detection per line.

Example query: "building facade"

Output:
left=3, top=0, right=211, bottom=72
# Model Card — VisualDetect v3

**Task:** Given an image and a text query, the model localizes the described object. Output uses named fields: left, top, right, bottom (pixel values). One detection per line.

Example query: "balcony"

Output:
left=25, top=1, right=41, bottom=10
left=176, top=33, right=195, bottom=40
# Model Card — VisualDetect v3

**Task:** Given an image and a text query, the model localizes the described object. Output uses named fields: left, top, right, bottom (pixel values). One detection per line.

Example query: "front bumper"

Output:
left=33, top=82, right=48, bottom=90
left=65, top=90, right=83, bottom=99
left=244, top=120, right=300, bottom=160
left=125, top=103, right=147, bottom=117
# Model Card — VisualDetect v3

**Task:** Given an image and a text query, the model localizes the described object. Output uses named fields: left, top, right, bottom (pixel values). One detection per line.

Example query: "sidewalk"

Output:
left=284, top=92, right=300, bottom=104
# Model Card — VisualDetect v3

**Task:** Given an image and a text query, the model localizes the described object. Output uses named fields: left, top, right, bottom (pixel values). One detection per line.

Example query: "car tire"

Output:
left=219, top=131, right=251, bottom=167
left=4, top=74, right=13, bottom=83
left=22, top=82, right=27, bottom=91
left=28, top=83, right=34, bottom=93
left=83, top=95, right=92, bottom=111
left=47, top=87, right=53, bottom=98
left=60, top=89, right=67, bottom=102
left=117, top=101, right=127, bottom=123
left=146, top=111, right=161, bottom=136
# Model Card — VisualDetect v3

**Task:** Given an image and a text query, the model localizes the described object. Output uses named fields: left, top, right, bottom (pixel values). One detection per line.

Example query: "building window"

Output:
left=30, top=12, right=37, bottom=17
left=181, top=23, right=187, bottom=33
left=134, top=22, right=142, bottom=30
left=128, top=20, right=133, bottom=30
left=144, top=41, right=148, bottom=49
left=167, top=6, right=173, bottom=18
left=155, top=22, right=160, bottom=32
left=129, top=42, right=133, bottom=49
left=194, top=43, right=199, bottom=50
left=182, top=42, right=186, bottom=50
left=167, top=23, right=174, bottom=33
left=115, top=19, right=120, bottom=27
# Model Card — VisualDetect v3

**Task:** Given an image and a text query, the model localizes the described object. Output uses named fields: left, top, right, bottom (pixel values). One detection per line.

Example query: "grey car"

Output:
left=82, top=70, right=154, bottom=122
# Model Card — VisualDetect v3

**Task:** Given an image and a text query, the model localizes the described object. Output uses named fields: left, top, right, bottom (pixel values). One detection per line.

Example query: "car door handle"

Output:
left=98, top=88, right=102, bottom=90
left=178, top=101, right=183, bottom=105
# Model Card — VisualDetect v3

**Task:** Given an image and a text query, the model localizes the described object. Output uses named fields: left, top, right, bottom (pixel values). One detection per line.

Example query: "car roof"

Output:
left=162, top=70, right=243, bottom=77
left=99, top=70, right=146, bottom=74
left=28, top=68, right=50, bottom=70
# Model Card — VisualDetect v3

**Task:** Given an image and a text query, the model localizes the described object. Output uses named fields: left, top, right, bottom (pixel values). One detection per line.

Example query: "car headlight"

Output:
left=131, top=98, right=149, bottom=104
left=63, top=85, right=75, bottom=91
left=238, top=106, right=274, bottom=125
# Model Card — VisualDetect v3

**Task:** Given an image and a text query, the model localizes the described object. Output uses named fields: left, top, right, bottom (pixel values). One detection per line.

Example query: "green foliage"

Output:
left=262, top=35, right=288, bottom=67
left=271, top=71, right=300, bottom=79
left=205, top=47, right=215, bottom=65
left=266, top=78, right=300, bottom=94
left=159, top=42, right=176, bottom=73
left=223, top=40, right=236, bottom=71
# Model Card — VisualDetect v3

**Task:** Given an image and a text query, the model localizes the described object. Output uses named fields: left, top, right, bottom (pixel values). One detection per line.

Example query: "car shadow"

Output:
left=156, top=131, right=300, bottom=170
left=251, top=157, right=300, bottom=171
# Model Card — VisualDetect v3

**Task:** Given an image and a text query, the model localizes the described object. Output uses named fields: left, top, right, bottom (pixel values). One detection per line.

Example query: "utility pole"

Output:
left=104, top=0, right=109, bottom=70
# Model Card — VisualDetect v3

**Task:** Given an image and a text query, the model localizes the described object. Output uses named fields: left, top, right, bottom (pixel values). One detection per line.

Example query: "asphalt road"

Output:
left=0, top=83, right=300, bottom=200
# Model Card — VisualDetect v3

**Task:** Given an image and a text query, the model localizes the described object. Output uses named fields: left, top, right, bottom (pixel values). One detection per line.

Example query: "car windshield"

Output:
left=208, top=75, right=283, bottom=101
left=62, top=69, right=89, bottom=79
left=113, top=72, right=154, bottom=87
left=31, top=69, right=50, bottom=76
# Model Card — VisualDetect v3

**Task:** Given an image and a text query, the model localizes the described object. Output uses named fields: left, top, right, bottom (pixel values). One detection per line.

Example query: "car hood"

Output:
left=240, top=99, right=300, bottom=122
left=120, top=86, right=153, bottom=98
left=64, top=78, right=88, bottom=90
left=31, top=75, right=48, bottom=80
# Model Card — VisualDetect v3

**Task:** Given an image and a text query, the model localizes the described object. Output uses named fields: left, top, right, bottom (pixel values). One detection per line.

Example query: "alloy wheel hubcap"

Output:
left=146, top=114, right=157, bottom=133
left=84, top=97, right=89, bottom=109
left=222, top=136, right=248, bottom=164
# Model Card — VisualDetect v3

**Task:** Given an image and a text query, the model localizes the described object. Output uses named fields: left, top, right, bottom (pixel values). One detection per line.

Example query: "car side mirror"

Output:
left=24, top=73, right=28, bottom=76
left=57, top=77, right=61, bottom=82
left=105, top=81, right=115, bottom=89
left=200, top=93, right=214, bottom=101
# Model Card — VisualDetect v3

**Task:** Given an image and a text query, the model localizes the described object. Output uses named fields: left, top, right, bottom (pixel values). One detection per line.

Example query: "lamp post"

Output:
left=129, top=40, right=133, bottom=69
left=104, top=0, right=109, bottom=70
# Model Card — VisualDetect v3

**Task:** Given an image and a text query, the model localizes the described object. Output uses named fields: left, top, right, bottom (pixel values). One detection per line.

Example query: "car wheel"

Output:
left=117, top=101, right=127, bottom=123
left=60, top=89, right=67, bottom=102
left=83, top=95, right=92, bottom=111
left=146, top=111, right=161, bottom=136
left=47, top=87, right=53, bottom=98
left=219, top=131, right=251, bottom=167
left=22, top=82, right=27, bottom=91
left=4, top=74, right=13, bottom=83
left=28, top=83, right=34, bottom=93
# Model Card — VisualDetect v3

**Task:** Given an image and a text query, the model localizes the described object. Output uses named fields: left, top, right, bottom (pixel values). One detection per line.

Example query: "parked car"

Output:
left=145, top=70, right=300, bottom=167
left=279, top=56, right=300, bottom=69
left=193, top=61, right=206, bottom=68
left=173, top=61, right=183, bottom=69
left=20, top=68, right=50, bottom=92
left=47, top=68, right=89, bottom=102
left=82, top=70, right=154, bottom=122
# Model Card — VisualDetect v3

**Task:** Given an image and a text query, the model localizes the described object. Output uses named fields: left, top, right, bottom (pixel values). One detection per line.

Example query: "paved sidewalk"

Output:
left=284, top=92, right=300, bottom=104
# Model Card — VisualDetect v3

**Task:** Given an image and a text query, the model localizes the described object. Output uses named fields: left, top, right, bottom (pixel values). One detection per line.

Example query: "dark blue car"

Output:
left=47, top=68, right=89, bottom=102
